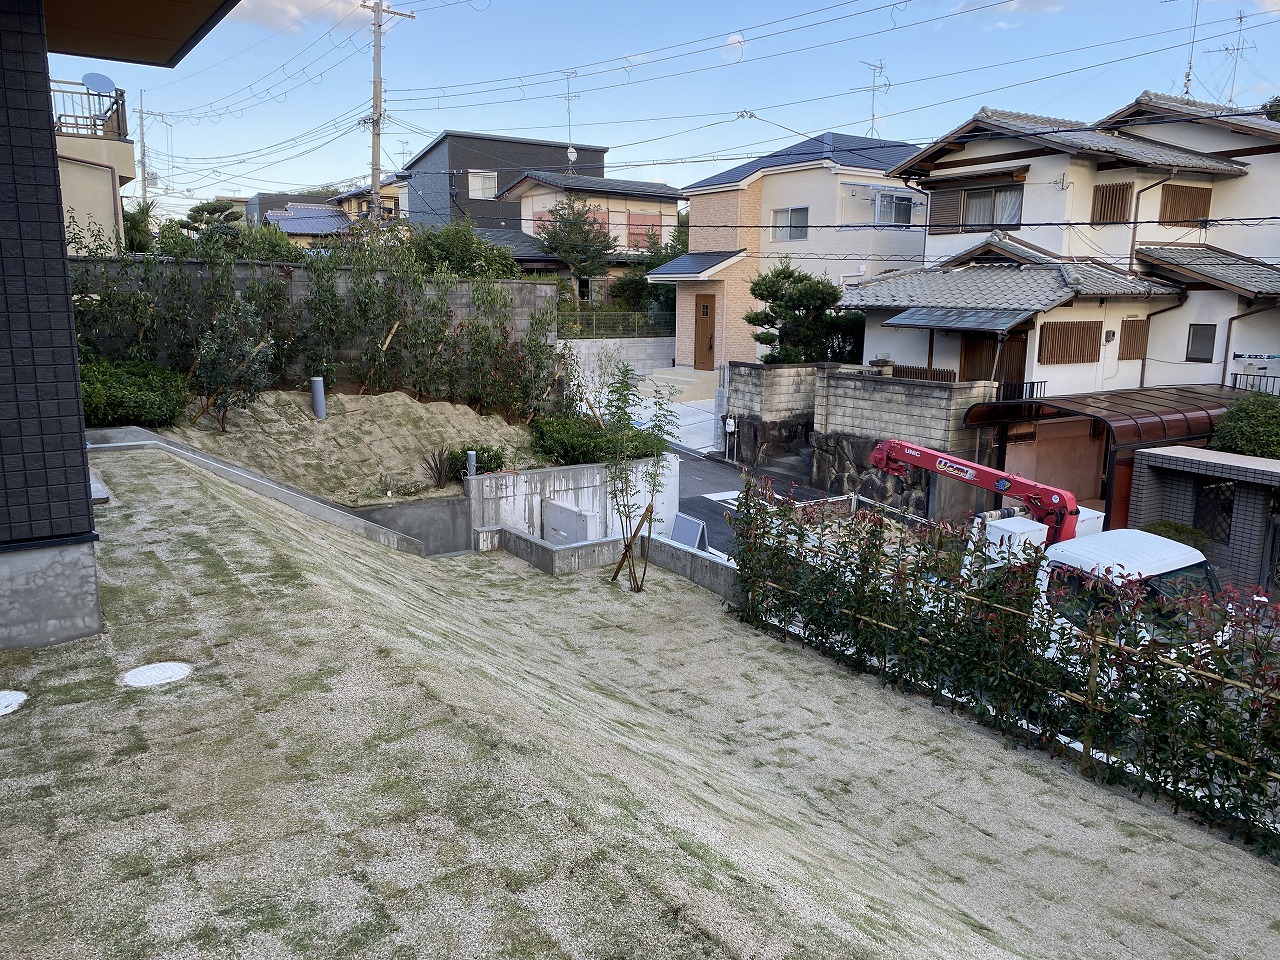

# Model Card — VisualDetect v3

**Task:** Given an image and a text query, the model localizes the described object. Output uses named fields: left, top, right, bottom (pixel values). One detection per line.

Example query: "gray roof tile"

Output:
left=498, top=171, right=683, bottom=201
left=841, top=232, right=1180, bottom=311
left=1116, top=91, right=1280, bottom=141
left=975, top=107, right=1246, bottom=175
left=1137, top=244, right=1280, bottom=296
left=263, top=203, right=351, bottom=236
left=473, top=228, right=557, bottom=262
left=684, top=132, right=918, bottom=191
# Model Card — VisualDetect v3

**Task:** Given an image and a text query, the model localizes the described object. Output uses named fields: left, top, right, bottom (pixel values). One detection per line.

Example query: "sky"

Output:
left=47, top=0, right=1280, bottom=220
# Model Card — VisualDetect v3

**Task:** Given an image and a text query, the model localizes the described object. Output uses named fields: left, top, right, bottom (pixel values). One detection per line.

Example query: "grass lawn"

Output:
left=0, top=448, right=1277, bottom=959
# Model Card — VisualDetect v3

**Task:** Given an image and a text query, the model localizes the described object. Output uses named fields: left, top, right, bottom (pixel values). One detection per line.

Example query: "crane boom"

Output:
left=869, top=440, right=1080, bottom=544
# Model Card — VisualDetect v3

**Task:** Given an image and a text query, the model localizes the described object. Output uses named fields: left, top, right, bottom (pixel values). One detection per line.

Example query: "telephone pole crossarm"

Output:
left=361, top=1, right=414, bottom=221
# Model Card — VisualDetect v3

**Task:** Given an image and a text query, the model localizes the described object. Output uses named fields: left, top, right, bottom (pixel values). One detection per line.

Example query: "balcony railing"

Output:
left=1231, top=373, right=1280, bottom=396
left=996, top=379, right=1048, bottom=402
left=51, top=79, right=128, bottom=139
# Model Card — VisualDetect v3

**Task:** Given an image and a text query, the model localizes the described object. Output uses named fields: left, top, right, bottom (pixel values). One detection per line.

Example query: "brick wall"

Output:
left=0, top=0, right=95, bottom=546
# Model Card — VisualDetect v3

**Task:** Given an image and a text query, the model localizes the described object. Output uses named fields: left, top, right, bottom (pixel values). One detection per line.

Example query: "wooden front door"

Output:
left=694, top=295, right=716, bottom=370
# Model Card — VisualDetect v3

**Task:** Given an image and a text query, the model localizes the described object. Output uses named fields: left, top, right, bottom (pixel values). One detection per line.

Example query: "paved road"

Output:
left=673, top=451, right=826, bottom=555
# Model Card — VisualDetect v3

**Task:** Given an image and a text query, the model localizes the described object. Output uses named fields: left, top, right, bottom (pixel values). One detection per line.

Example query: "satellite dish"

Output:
left=82, top=72, right=116, bottom=94
left=566, top=146, right=577, bottom=164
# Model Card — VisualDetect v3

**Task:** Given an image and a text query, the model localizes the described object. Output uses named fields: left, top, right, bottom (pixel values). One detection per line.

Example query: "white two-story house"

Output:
left=840, top=93, right=1280, bottom=525
left=648, top=132, right=925, bottom=375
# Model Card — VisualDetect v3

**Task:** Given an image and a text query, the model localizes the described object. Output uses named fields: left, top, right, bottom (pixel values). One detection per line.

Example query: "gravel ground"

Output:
left=162, top=390, right=533, bottom=506
left=0, top=448, right=1277, bottom=959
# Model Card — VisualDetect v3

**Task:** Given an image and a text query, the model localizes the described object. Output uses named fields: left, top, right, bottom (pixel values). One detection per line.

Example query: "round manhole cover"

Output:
left=0, top=690, right=28, bottom=717
left=118, top=662, right=192, bottom=688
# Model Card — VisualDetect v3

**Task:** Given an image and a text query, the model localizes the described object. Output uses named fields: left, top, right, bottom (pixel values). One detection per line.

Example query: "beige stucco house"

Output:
left=648, top=133, right=925, bottom=373
left=52, top=78, right=136, bottom=251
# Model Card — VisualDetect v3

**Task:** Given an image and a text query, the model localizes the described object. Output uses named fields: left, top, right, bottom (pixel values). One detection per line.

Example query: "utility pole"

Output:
left=361, top=1, right=414, bottom=221
left=137, top=89, right=148, bottom=203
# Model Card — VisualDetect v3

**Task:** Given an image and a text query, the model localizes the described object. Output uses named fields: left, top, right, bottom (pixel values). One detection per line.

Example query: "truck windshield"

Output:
left=1143, top=562, right=1220, bottom=605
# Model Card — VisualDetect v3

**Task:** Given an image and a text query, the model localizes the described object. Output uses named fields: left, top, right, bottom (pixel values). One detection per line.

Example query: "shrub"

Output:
left=446, top=444, right=506, bottom=481
left=1210, top=390, right=1280, bottom=460
left=190, top=301, right=275, bottom=431
left=80, top=359, right=188, bottom=428
left=530, top=413, right=667, bottom=466
left=1142, top=520, right=1213, bottom=554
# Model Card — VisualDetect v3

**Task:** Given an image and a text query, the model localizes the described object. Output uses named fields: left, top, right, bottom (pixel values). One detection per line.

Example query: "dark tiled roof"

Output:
left=473, top=228, right=560, bottom=262
left=972, top=108, right=1246, bottom=175
left=1109, top=91, right=1280, bottom=141
left=262, top=203, right=351, bottom=236
left=328, top=174, right=409, bottom=203
left=497, top=171, right=683, bottom=201
left=647, top=250, right=745, bottom=280
left=882, top=307, right=1035, bottom=333
left=1137, top=244, right=1280, bottom=297
left=842, top=232, right=1180, bottom=311
left=684, top=133, right=919, bottom=191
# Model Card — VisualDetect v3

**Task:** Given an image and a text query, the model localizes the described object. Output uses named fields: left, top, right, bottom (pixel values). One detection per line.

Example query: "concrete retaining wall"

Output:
left=562, top=337, right=676, bottom=377
left=0, top=538, right=102, bottom=649
left=353, top=497, right=473, bottom=557
left=483, top=526, right=625, bottom=576
left=726, top=362, right=818, bottom=465
left=643, top=536, right=741, bottom=604
left=467, top=456, right=679, bottom=541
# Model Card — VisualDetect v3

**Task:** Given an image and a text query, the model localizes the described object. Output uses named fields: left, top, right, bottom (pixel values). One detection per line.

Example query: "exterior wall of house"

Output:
left=58, top=156, right=123, bottom=250
left=1023, top=299, right=1149, bottom=394
left=687, top=189, right=745, bottom=252
left=1142, top=289, right=1242, bottom=387
left=1227, top=304, right=1280, bottom=385
left=336, top=183, right=402, bottom=219
left=862, top=310, right=965, bottom=371
left=1, top=0, right=101, bottom=647
left=246, top=192, right=321, bottom=225
left=517, top=184, right=678, bottom=248
left=405, top=142, right=452, bottom=226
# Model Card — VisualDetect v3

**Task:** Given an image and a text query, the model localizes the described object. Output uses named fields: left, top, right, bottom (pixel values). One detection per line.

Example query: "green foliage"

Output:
left=1265, top=95, right=1280, bottom=123
left=238, top=224, right=306, bottom=263
left=411, top=219, right=520, bottom=279
left=190, top=300, right=275, bottom=431
left=446, top=444, right=506, bottom=481
left=1142, top=521, right=1213, bottom=554
left=730, top=476, right=1280, bottom=853
left=155, top=221, right=197, bottom=259
left=176, top=200, right=244, bottom=233
left=122, top=200, right=157, bottom=254
left=1210, top=390, right=1280, bottom=460
left=80, top=359, right=189, bottom=428
left=534, top=194, right=617, bottom=281
left=608, top=224, right=686, bottom=313
left=743, top=257, right=863, bottom=364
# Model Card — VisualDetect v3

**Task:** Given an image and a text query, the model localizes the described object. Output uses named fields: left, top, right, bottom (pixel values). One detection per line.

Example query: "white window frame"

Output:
left=468, top=170, right=498, bottom=200
left=771, top=206, right=809, bottom=242
left=875, top=191, right=915, bottom=226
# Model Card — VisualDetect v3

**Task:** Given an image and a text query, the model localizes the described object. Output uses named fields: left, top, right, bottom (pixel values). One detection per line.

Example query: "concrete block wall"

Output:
left=562, top=337, right=676, bottom=378
left=1130, top=446, right=1280, bottom=588
left=724, top=362, right=817, bottom=466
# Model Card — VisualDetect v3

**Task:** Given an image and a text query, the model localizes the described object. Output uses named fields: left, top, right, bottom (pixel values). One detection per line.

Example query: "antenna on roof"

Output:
left=1164, top=0, right=1203, bottom=97
left=1204, top=11, right=1253, bottom=105
left=860, top=60, right=889, bottom=139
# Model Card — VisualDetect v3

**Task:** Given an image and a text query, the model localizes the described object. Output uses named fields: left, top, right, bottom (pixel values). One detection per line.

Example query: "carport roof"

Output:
left=882, top=307, right=1034, bottom=333
left=964, top=384, right=1242, bottom=450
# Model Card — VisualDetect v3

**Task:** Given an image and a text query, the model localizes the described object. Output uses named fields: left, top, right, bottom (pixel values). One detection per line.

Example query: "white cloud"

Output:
left=954, top=0, right=1064, bottom=11
left=723, top=33, right=746, bottom=62
left=230, top=0, right=363, bottom=32
left=984, top=19, right=1020, bottom=31
left=1253, top=1, right=1280, bottom=13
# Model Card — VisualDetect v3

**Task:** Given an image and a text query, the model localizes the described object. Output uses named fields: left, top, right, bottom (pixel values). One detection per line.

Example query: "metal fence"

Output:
left=559, top=312, right=676, bottom=339
left=1231, top=373, right=1280, bottom=396
left=50, top=79, right=127, bottom=139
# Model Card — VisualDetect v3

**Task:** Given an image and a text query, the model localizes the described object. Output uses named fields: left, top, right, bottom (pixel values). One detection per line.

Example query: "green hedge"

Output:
left=530, top=414, right=667, bottom=466
left=447, top=444, right=506, bottom=480
left=81, top=359, right=189, bottom=429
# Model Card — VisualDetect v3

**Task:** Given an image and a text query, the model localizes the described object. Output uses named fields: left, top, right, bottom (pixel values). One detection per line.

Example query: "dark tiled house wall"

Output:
left=0, top=0, right=94, bottom=546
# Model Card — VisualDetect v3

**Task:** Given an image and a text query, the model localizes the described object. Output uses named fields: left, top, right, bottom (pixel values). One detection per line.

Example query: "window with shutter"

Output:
left=1117, top=316, right=1149, bottom=361
left=1159, top=184, right=1211, bottom=226
left=929, top=190, right=961, bottom=234
left=1091, top=182, right=1133, bottom=224
left=627, top=212, right=662, bottom=249
left=1037, top=320, right=1103, bottom=364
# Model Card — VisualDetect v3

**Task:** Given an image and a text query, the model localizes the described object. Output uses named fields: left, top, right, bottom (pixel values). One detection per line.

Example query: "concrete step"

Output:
left=759, top=447, right=813, bottom=489
left=645, top=366, right=720, bottom=402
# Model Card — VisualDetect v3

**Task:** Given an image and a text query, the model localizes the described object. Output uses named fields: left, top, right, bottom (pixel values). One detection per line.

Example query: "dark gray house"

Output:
left=245, top=192, right=329, bottom=226
left=403, top=131, right=607, bottom=230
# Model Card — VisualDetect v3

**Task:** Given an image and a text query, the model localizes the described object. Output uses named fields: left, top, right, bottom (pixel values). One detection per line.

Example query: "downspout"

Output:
left=1138, top=297, right=1186, bottom=388
left=1219, top=301, right=1275, bottom=387
left=1129, top=172, right=1175, bottom=272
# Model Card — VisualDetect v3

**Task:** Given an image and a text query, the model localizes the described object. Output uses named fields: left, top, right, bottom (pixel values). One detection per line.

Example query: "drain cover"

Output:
left=118, top=662, right=192, bottom=688
left=0, top=690, right=28, bottom=716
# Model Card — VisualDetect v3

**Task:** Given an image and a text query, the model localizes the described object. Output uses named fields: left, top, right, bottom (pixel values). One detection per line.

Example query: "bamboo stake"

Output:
left=611, top=503, right=652, bottom=586
left=359, top=318, right=402, bottom=395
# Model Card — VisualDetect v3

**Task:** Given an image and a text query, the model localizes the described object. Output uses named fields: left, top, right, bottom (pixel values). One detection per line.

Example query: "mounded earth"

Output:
left=0, top=449, right=1277, bottom=958
left=163, top=390, right=534, bottom=506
